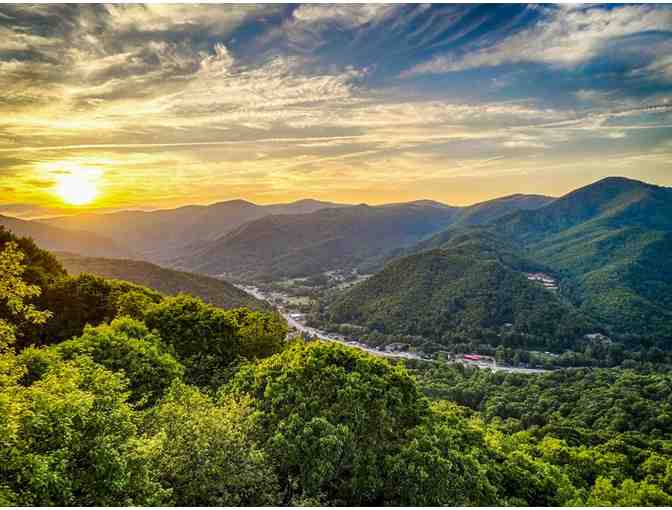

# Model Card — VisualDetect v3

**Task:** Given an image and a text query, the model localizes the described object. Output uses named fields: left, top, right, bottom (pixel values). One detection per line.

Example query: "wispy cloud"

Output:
left=402, top=5, right=672, bottom=76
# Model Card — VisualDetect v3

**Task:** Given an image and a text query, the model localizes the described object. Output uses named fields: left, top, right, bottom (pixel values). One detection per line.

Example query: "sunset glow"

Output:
left=53, top=167, right=102, bottom=206
left=0, top=4, right=670, bottom=215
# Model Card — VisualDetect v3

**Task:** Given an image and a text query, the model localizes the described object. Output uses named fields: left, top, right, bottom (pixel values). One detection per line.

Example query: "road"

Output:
left=237, top=283, right=549, bottom=373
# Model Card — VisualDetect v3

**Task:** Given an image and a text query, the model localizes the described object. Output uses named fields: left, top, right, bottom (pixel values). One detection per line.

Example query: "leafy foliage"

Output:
left=144, top=294, right=287, bottom=388
left=144, top=382, right=279, bottom=506
left=56, top=318, right=184, bottom=407
left=0, top=355, right=166, bottom=506
left=227, top=341, right=490, bottom=505
left=0, top=241, right=52, bottom=351
left=26, top=273, right=162, bottom=348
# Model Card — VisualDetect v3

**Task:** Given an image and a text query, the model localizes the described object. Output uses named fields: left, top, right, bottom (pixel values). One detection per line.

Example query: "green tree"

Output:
left=0, top=241, right=52, bottom=351
left=29, top=273, right=162, bottom=348
left=586, top=477, right=672, bottom=506
left=145, top=382, right=279, bottom=506
left=145, top=295, right=286, bottom=388
left=227, top=341, right=430, bottom=505
left=56, top=317, right=184, bottom=407
left=0, top=355, right=166, bottom=506
left=114, top=290, right=157, bottom=320
left=384, top=403, right=496, bottom=506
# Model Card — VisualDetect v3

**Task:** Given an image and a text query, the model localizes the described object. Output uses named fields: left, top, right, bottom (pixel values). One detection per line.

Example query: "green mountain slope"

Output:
left=57, top=253, right=269, bottom=311
left=350, top=177, right=672, bottom=349
left=325, top=233, right=594, bottom=350
left=494, top=177, right=672, bottom=340
left=494, top=177, right=672, bottom=242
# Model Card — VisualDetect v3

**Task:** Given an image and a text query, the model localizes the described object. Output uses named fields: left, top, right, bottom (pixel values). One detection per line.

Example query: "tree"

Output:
left=0, top=242, right=52, bottom=352
left=144, top=295, right=287, bottom=388
left=114, top=290, right=157, bottom=320
left=227, top=341, right=430, bottom=504
left=29, top=273, right=162, bottom=348
left=586, top=477, right=672, bottom=506
left=145, top=382, right=279, bottom=506
left=56, top=317, right=184, bottom=407
left=384, top=402, right=496, bottom=506
left=0, top=355, right=167, bottom=506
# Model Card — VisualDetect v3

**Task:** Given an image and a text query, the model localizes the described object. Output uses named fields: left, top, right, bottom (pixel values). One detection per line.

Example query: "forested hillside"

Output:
left=1, top=228, right=671, bottom=506
left=322, top=177, right=672, bottom=354
left=323, top=231, right=595, bottom=353
left=494, top=177, right=672, bottom=342
left=57, top=253, right=268, bottom=311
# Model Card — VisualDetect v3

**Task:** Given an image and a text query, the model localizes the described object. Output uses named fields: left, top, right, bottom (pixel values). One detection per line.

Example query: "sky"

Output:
left=1, top=3, right=671, bottom=216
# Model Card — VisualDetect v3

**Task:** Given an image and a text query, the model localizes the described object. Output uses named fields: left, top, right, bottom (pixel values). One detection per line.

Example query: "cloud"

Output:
left=292, top=4, right=392, bottom=27
left=501, top=135, right=550, bottom=149
left=1, top=4, right=671, bottom=207
left=402, top=5, right=672, bottom=76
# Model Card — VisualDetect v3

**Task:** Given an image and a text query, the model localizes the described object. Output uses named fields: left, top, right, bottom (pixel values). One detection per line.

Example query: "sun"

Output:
left=54, top=167, right=101, bottom=206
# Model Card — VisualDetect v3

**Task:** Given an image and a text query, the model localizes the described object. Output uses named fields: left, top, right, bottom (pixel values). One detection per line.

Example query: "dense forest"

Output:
left=2, top=226, right=672, bottom=506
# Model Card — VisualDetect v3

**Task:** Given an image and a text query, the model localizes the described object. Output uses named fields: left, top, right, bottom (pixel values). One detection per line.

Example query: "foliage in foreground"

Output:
left=1, top=231, right=672, bottom=507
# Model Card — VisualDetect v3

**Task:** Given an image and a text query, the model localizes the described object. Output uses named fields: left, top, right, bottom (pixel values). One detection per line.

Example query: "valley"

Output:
left=3, top=176, right=671, bottom=369
left=236, top=281, right=551, bottom=374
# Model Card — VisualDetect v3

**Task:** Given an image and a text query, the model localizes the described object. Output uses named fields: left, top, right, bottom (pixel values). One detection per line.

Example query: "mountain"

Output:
left=42, top=198, right=344, bottom=261
left=0, top=214, right=132, bottom=258
left=174, top=202, right=461, bottom=279
left=494, top=177, right=672, bottom=242
left=330, top=177, right=672, bottom=351
left=450, top=193, right=554, bottom=228
left=492, top=177, right=672, bottom=340
left=172, top=194, right=559, bottom=279
left=56, top=253, right=269, bottom=311
left=323, top=231, right=593, bottom=352
left=362, top=194, right=555, bottom=273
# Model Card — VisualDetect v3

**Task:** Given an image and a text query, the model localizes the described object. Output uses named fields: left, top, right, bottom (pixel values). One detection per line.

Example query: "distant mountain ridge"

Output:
left=42, top=198, right=346, bottom=261
left=0, top=214, right=133, bottom=258
left=172, top=193, right=555, bottom=279
left=174, top=202, right=463, bottom=278
left=37, top=193, right=557, bottom=268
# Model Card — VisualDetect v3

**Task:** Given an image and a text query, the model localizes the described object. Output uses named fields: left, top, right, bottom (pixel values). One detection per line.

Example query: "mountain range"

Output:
left=4, top=176, right=671, bottom=350
left=0, top=214, right=132, bottom=258
left=323, top=177, right=672, bottom=350
left=4, top=193, right=554, bottom=276
left=41, top=198, right=344, bottom=261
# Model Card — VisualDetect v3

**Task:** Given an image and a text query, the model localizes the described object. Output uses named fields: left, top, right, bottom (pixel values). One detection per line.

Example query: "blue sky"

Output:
left=0, top=3, right=671, bottom=213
